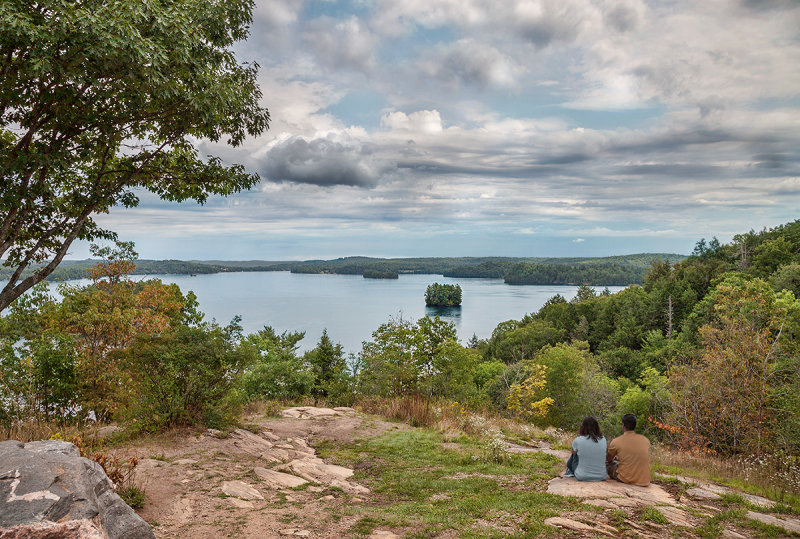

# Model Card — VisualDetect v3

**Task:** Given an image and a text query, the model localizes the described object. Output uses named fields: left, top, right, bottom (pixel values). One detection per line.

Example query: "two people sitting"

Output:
left=564, top=413, right=650, bottom=486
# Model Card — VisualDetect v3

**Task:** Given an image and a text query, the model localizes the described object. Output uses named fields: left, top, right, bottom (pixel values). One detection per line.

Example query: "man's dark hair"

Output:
left=622, top=414, right=637, bottom=431
left=579, top=416, right=603, bottom=442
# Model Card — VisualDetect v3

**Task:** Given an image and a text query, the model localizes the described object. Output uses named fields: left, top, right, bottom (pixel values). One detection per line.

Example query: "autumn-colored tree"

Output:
left=506, top=363, right=553, bottom=421
left=668, top=277, right=800, bottom=455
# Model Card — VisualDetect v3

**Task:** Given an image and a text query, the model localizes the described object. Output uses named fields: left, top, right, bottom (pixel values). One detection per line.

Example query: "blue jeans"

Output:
left=566, top=453, right=578, bottom=475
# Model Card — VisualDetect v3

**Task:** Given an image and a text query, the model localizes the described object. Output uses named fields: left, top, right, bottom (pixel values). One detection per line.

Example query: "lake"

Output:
left=111, top=272, right=624, bottom=354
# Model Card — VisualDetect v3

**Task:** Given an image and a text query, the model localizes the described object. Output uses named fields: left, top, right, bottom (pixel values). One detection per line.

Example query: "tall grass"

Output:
left=0, top=419, right=82, bottom=444
left=355, top=395, right=553, bottom=443
left=653, top=445, right=800, bottom=504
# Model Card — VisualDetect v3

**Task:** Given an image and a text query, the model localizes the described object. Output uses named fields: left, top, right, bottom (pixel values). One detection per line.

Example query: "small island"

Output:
left=425, top=282, right=462, bottom=306
left=363, top=269, right=399, bottom=279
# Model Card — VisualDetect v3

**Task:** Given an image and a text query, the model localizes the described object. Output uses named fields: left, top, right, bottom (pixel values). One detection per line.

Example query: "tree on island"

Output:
left=425, top=283, right=462, bottom=307
left=0, top=0, right=269, bottom=312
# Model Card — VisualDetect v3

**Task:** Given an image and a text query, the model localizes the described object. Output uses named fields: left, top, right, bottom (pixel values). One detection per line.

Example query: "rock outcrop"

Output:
left=547, top=476, right=677, bottom=508
left=0, top=440, right=154, bottom=539
left=280, top=407, right=355, bottom=419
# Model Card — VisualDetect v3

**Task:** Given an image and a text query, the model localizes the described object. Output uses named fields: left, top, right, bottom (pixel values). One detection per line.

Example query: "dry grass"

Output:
left=0, top=418, right=126, bottom=451
left=0, top=419, right=83, bottom=444
left=355, top=395, right=556, bottom=445
left=653, top=445, right=800, bottom=503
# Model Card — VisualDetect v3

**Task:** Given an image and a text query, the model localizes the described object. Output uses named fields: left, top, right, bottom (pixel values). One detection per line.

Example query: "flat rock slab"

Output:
left=280, top=406, right=355, bottom=419
left=657, top=473, right=774, bottom=508
left=583, top=498, right=619, bottom=509
left=228, top=429, right=277, bottom=460
left=746, top=511, right=800, bottom=534
left=277, top=457, right=368, bottom=495
left=657, top=505, right=695, bottom=527
left=280, top=458, right=354, bottom=482
left=279, top=529, right=311, bottom=537
left=254, top=467, right=308, bottom=489
left=544, top=517, right=617, bottom=537
left=547, top=477, right=677, bottom=507
left=683, top=487, right=722, bottom=501
left=228, top=498, right=255, bottom=509
left=221, top=480, right=264, bottom=501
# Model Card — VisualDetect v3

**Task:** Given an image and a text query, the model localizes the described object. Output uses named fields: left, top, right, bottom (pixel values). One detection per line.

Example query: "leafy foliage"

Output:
left=0, top=0, right=269, bottom=311
left=425, top=283, right=462, bottom=307
left=358, top=316, right=478, bottom=401
left=119, top=322, right=252, bottom=431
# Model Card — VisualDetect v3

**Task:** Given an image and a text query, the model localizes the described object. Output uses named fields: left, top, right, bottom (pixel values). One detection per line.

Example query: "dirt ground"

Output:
left=116, top=410, right=410, bottom=538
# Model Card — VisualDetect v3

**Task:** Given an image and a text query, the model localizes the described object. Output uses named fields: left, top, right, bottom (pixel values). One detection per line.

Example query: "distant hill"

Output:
left=1, top=253, right=686, bottom=286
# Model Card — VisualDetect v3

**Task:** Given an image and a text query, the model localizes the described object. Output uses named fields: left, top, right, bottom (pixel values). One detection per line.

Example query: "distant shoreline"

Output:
left=3, top=253, right=685, bottom=287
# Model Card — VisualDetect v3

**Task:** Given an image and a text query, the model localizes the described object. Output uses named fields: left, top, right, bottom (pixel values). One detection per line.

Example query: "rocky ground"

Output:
left=110, top=407, right=800, bottom=538
left=123, top=407, right=409, bottom=538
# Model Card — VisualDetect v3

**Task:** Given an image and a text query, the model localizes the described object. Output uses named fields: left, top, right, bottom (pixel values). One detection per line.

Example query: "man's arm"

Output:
left=606, top=440, right=617, bottom=462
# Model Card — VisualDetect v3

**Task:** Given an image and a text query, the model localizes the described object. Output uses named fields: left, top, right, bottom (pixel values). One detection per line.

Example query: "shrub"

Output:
left=119, top=323, right=253, bottom=431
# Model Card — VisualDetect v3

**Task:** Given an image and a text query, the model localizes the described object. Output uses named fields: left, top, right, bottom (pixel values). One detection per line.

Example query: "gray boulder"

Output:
left=0, top=440, right=154, bottom=539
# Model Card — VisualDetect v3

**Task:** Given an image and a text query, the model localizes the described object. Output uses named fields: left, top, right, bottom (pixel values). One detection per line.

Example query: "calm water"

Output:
left=111, top=272, right=623, bottom=354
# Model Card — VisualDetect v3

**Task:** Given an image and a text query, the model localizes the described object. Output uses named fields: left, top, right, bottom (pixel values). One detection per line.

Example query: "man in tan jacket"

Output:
left=606, top=414, right=651, bottom=486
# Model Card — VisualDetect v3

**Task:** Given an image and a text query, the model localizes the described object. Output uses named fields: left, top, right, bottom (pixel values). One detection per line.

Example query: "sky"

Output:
left=87, top=0, right=800, bottom=260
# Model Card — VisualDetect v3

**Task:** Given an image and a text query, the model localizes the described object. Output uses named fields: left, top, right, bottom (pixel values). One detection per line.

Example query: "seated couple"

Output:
left=564, top=414, right=650, bottom=486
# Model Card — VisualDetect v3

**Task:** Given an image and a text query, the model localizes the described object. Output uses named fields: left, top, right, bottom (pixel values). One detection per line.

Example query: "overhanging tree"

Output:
left=0, top=0, right=269, bottom=311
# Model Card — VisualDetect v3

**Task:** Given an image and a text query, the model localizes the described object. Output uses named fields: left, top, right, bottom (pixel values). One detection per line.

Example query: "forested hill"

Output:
left=1, top=253, right=685, bottom=286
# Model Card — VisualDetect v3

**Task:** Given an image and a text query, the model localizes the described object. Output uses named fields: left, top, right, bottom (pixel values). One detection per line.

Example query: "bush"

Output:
left=119, top=323, right=253, bottom=431
left=240, top=358, right=313, bottom=401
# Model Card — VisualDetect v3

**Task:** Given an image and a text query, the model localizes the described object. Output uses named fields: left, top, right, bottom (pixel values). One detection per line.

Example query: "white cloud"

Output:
left=96, top=1, right=800, bottom=258
left=380, top=110, right=444, bottom=134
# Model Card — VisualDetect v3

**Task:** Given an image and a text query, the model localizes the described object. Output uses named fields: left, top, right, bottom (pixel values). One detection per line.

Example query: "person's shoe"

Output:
left=564, top=471, right=575, bottom=478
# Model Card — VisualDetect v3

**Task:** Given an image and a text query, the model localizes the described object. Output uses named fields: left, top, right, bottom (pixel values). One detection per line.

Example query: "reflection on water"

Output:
left=425, top=305, right=463, bottom=321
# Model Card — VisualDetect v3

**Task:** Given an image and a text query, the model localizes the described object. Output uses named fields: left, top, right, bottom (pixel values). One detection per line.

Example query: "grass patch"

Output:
left=695, top=508, right=799, bottom=539
left=642, top=506, right=669, bottom=525
left=317, top=427, right=578, bottom=537
left=118, top=485, right=146, bottom=508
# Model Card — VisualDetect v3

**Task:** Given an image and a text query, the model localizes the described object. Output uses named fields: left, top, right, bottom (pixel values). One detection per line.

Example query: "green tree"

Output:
left=492, top=319, right=566, bottom=364
left=536, top=342, right=618, bottom=429
left=771, top=262, right=800, bottom=297
left=668, top=279, right=800, bottom=455
left=304, top=330, right=348, bottom=404
left=358, top=316, right=477, bottom=400
left=239, top=326, right=312, bottom=402
left=753, top=237, right=795, bottom=277
left=0, top=0, right=269, bottom=311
